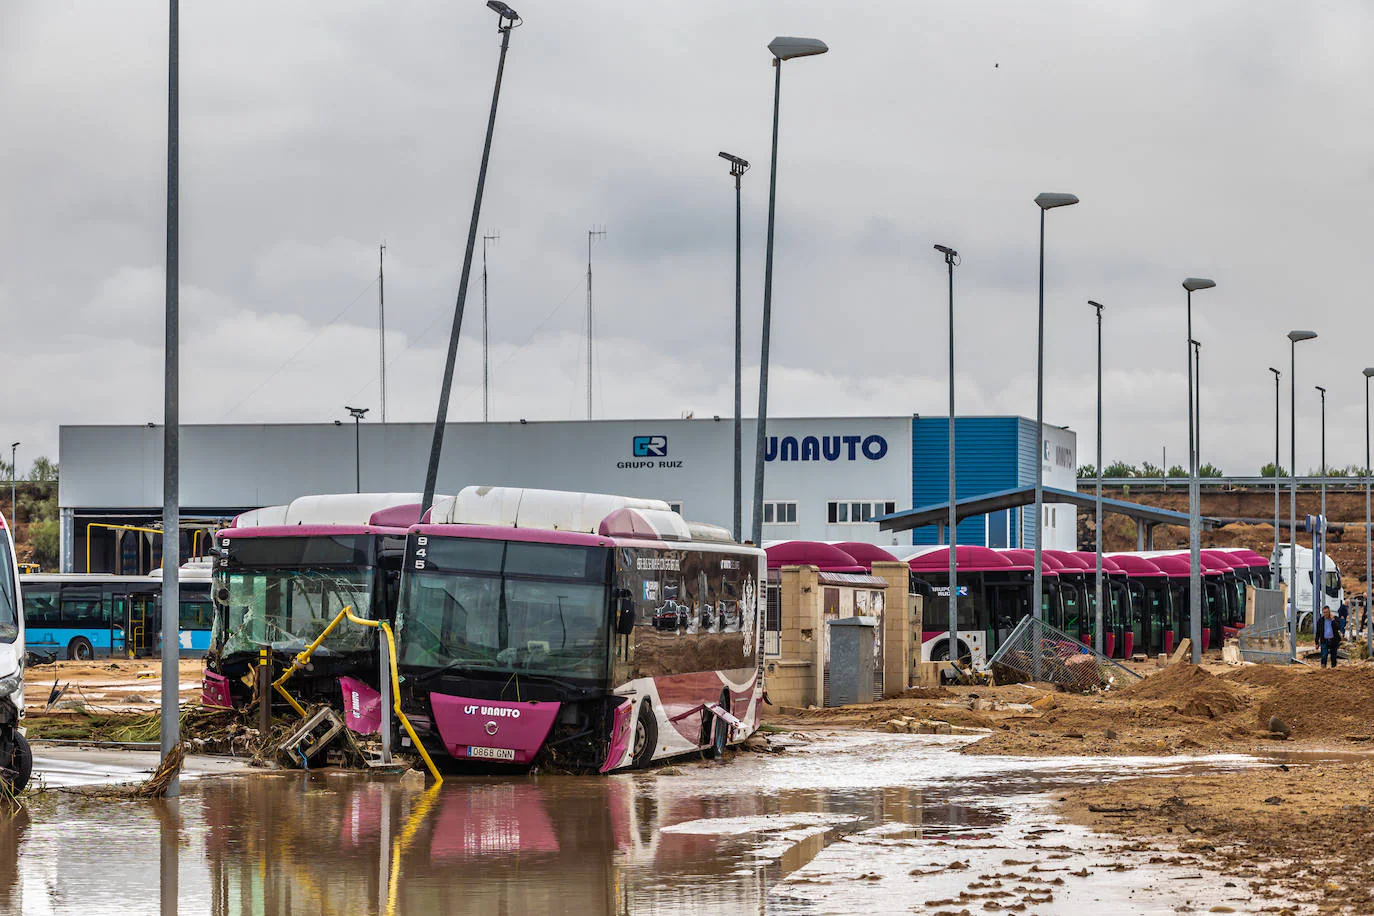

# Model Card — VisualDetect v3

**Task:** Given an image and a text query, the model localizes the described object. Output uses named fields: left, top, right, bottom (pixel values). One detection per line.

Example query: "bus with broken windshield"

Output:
left=205, top=494, right=420, bottom=708
left=393, top=487, right=765, bottom=773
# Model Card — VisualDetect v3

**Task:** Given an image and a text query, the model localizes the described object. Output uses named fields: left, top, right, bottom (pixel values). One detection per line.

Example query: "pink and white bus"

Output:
left=393, top=488, right=765, bottom=772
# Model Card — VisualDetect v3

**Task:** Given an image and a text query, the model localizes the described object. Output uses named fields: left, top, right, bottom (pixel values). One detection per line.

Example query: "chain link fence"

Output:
left=1236, top=624, right=1293, bottom=664
left=988, top=615, right=1142, bottom=692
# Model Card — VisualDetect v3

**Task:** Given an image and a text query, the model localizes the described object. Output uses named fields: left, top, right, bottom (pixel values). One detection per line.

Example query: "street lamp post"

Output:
left=1316, top=384, right=1327, bottom=635
left=1183, top=278, right=1215, bottom=664
left=1192, top=339, right=1201, bottom=468
left=7, top=443, right=17, bottom=527
left=421, top=1, right=522, bottom=518
left=936, top=244, right=959, bottom=663
left=1287, top=330, right=1318, bottom=660
left=1031, top=193, right=1079, bottom=632
left=1269, top=368, right=1281, bottom=575
left=1365, top=367, right=1374, bottom=654
left=1089, top=301, right=1105, bottom=654
left=750, top=36, right=828, bottom=546
left=346, top=406, right=368, bottom=493
left=720, top=152, right=750, bottom=543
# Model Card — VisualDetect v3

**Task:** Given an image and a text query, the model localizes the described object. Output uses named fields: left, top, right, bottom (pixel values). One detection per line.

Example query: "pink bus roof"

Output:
left=1044, top=549, right=1092, bottom=571
left=1001, top=549, right=1061, bottom=575
left=1163, top=551, right=1228, bottom=575
left=908, top=545, right=1016, bottom=573
left=765, top=541, right=866, bottom=573
left=1215, top=548, right=1269, bottom=568
left=831, top=542, right=900, bottom=570
left=1149, top=554, right=1219, bottom=577
left=217, top=524, right=408, bottom=539
left=1105, top=554, right=1167, bottom=577
left=368, top=504, right=424, bottom=528
left=1069, top=551, right=1125, bottom=574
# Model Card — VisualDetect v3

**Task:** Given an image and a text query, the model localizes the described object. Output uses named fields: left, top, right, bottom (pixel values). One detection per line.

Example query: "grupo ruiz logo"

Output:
left=619, top=434, right=682, bottom=470
left=633, top=435, right=667, bottom=457
left=765, top=433, right=888, bottom=462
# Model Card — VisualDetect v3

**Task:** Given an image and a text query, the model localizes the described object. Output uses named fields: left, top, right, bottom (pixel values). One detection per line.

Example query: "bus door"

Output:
left=986, top=581, right=1027, bottom=656
left=113, top=593, right=150, bottom=657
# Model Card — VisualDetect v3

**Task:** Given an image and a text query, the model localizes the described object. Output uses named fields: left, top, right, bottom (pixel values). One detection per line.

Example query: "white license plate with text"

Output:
left=468, top=745, right=516, bottom=761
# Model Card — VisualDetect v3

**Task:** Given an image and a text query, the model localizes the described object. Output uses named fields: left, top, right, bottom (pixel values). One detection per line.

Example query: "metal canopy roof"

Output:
left=875, top=485, right=1217, bottom=533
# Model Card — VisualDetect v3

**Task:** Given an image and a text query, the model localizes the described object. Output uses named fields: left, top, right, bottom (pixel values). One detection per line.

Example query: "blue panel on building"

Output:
left=1017, top=417, right=1039, bottom=549
left=911, top=417, right=1020, bottom=546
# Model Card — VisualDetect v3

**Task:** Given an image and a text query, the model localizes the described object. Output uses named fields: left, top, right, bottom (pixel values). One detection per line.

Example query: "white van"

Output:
left=1272, top=543, right=1343, bottom=629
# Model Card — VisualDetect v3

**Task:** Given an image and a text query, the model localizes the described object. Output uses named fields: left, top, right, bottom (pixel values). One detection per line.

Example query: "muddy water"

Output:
left=3, top=734, right=1274, bottom=915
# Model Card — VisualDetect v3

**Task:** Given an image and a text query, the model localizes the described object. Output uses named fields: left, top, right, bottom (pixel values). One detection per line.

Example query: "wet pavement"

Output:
left=3, top=732, right=1281, bottom=914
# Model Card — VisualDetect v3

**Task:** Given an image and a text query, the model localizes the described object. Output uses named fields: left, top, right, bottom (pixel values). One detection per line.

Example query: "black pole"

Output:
left=159, top=0, right=181, bottom=800
left=732, top=169, right=743, bottom=543
left=421, top=15, right=516, bottom=517
left=750, top=60, right=783, bottom=546
left=354, top=415, right=361, bottom=494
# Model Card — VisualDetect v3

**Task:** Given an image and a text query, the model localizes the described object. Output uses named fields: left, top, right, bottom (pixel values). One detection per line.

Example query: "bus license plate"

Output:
left=468, top=745, right=516, bottom=761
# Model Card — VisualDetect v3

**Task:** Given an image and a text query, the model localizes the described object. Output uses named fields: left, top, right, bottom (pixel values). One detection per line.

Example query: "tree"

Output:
left=1167, top=465, right=1188, bottom=478
left=1077, top=464, right=1097, bottom=479
left=27, top=456, right=57, bottom=483
left=1103, top=461, right=1138, bottom=478
left=1260, top=462, right=1288, bottom=477
left=1139, top=461, right=1164, bottom=478
left=1199, top=463, right=1223, bottom=478
left=28, top=519, right=58, bottom=571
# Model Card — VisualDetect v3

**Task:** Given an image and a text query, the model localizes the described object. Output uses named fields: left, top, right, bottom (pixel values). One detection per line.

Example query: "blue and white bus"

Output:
left=21, top=564, right=214, bottom=660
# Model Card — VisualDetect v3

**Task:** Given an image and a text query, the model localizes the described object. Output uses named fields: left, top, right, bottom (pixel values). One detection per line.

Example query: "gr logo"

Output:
left=633, top=435, right=667, bottom=457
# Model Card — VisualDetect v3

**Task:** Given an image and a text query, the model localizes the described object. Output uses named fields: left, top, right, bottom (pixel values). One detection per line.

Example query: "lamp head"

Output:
left=768, top=37, right=829, bottom=61
left=933, top=244, right=957, bottom=256
left=1034, top=192, right=1079, bottom=210
left=345, top=406, right=369, bottom=421
left=1288, top=330, right=1318, bottom=343
left=1182, top=278, right=1216, bottom=292
left=486, top=1, right=520, bottom=20
left=1269, top=367, right=1281, bottom=377
left=1364, top=368, right=1374, bottom=378
left=718, top=151, right=749, bottom=173
left=1316, top=385, right=1326, bottom=395
left=1088, top=300, right=1104, bottom=312
left=8, top=443, right=16, bottom=450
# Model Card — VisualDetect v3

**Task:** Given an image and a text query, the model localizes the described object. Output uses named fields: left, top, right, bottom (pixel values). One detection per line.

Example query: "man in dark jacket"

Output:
left=1315, top=607, right=1341, bottom=668
left=1338, top=600, right=1350, bottom=638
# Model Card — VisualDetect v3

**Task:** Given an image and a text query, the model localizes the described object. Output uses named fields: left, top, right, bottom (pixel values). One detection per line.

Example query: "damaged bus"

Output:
left=393, top=487, right=765, bottom=773
left=205, top=494, right=421, bottom=709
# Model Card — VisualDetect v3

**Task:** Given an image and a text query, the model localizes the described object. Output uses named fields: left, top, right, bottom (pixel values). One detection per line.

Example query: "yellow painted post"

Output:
left=258, top=648, right=271, bottom=734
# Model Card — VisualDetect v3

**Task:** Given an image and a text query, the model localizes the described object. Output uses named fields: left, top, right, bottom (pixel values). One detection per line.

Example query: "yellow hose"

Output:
left=271, top=605, right=443, bottom=785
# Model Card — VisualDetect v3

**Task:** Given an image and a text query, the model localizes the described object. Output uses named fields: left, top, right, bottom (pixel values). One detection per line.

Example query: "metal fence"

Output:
left=988, top=615, right=1142, bottom=692
left=1236, top=624, right=1293, bottom=664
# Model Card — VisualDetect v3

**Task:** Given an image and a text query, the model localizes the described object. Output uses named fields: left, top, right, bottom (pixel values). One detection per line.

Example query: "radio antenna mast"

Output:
left=587, top=226, right=606, bottom=419
left=482, top=231, right=499, bottom=421
left=378, top=242, right=387, bottom=422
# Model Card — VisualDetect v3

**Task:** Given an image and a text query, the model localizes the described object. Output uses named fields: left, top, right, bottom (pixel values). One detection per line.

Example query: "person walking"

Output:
left=1362, top=596, right=1370, bottom=638
left=1315, top=606, right=1342, bottom=668
left=1338, top=598, right=1350, bottom=638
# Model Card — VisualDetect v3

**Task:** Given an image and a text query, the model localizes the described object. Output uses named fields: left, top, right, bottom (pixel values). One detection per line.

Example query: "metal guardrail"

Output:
left=987, top=615, right=1141, bottom=692
left=1082, top=476, right=1373, bottom=490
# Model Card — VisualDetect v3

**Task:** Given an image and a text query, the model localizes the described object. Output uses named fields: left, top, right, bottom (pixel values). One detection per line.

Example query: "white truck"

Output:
left=1272, top=543, right=1343, bottom=630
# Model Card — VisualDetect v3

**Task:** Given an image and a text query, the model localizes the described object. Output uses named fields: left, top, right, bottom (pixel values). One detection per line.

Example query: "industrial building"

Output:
left=55, top=415, right=1077, bottom=573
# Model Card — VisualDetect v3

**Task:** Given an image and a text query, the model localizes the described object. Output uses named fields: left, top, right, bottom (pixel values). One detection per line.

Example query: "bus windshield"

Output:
left=397, top=540, right=609, bottom=681
left=0, top=538, right=16, bottom=643
left=217, top=568, right=375, bottom=656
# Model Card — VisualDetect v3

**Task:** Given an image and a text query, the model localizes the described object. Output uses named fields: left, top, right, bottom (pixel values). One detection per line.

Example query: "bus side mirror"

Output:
left=613, top=589, right=635, bottom=636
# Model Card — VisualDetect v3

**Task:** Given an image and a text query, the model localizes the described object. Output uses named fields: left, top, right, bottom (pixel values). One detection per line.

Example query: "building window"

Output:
left=762, top=501, right=797, bottom=525
left=827, top=500, right=896, bottom=524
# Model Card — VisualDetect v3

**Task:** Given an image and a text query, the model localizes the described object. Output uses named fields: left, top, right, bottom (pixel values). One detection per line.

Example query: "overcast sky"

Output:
left=3, top=1, right=1372, bottom=477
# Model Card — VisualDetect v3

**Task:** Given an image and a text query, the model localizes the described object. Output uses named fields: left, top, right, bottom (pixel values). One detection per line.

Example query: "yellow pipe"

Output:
left=84, top=522, right=164, bottom=573
left=271, top=604, right=443, bottom=785
left=384, top=784, right=442, bottom=916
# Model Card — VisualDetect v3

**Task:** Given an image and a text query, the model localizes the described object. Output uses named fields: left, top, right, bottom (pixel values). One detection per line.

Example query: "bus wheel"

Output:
left=631, top=702, right=657, bottom=769
left=67, top=637, right=94, bottom=662
left=2, top=734, right=30, bottom=794
left=931, top=640, right=970, bottom=666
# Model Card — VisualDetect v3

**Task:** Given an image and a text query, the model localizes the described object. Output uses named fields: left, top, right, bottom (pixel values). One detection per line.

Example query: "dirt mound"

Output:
left=1246, top=665, right=1374, bottom=739
left=1121, top=664, right=1247, bottom=719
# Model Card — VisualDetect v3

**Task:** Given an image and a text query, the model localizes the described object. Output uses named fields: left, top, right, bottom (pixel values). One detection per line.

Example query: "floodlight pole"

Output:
left=421, top=7, right=518, bottom=517
left=1287, top=331, right=1318, bottom=660
left=482, top=232, right=499, bottom=422
left=1365, top=367, right=1374, bottom=655
left=160, top=0, right=181, bottom=800
left=1269, top=368, right=1281, bottom=583
left=936, top=244, right=959, bottom=664
left=1091, top=301, right=1105, bottom=655
left=8, top=443, right=16, bottom=528
left=1317, top=384, right=1327, bottom=636
left=720, top=153, right=750, bottom=543
left=1182, top=279, right=1215, bottom=665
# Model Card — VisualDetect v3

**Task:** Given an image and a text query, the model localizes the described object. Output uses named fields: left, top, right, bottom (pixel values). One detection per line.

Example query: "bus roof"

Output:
left=229, top=493, right=425, bottom=530
left=409, top=523, right=765, bottom=559
left=1044, top=549, right=1092, bottom=571
left=432, top=486, right=671, bottom=533
left=1156, top=551, right=1229, bottom=574
left=830, top=541, right=900, bottom=569
left=907, top=545, right=1016, bottom=573
left=1068, top=551, right=1125, bottom=574
left=221, top=524, right=409, bottom=539
left=1208, top=547, right=1270, bottom=568
left=1103, top=554, right=1167, bottom=577
left=1001, top=549, right=1061, bottom=574
left=765, top=541, right=866, bottom=573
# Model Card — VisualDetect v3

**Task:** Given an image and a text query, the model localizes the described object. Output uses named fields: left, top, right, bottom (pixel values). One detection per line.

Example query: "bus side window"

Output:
left=61, top=587, right=105, bottom=626
left=23, top=585, right=60, bottom=627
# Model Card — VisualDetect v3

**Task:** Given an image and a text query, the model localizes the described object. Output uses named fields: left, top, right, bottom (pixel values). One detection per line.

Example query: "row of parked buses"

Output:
left=204, top=488, right=765, bottom=774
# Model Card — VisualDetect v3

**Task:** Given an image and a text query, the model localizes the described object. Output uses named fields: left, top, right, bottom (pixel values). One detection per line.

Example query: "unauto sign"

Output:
left=765, top=434, right=888, bottom=462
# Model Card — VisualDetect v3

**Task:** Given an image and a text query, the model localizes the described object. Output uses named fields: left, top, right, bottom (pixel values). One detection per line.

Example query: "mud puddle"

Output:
left=0, top=732, right=1289, bottom=914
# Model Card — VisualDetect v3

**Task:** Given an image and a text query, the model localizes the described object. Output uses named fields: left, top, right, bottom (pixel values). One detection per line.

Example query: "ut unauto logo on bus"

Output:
left=633, top=435, right=668, bottom=457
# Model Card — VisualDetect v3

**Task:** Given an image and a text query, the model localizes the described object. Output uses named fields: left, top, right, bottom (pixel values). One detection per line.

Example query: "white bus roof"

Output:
left=232, top=493, right=424, bottom=528
left=434, top=486, right=672, bottom=534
